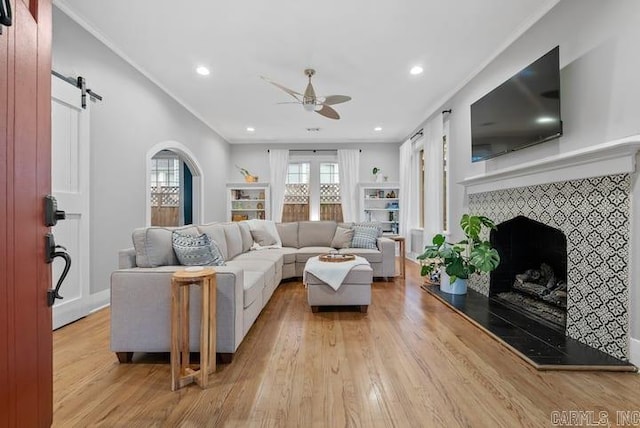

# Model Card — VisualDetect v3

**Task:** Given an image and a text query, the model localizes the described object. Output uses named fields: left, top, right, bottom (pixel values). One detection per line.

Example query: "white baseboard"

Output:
left=630, top=338, right=640, bottom=368
left=89, top=289, right=110, bottom=313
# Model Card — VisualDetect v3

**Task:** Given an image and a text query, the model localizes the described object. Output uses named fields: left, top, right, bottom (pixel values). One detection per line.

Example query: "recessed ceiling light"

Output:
left=410, top=65, right=424, bottom=75
left=246, top=127, right=255, bottom=132
left=536, top=116, right=555, bottom=124
left=196, top=66, right=210, bottom=76
left=374, top=126, right=383, bottom=132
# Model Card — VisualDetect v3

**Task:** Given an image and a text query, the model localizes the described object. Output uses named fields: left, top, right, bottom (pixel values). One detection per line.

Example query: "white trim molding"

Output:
left=461, top=135, right=640, bottom=194
left=630, top=338, right=640, bottom=368
left=89, top=289, right=111, bottom=314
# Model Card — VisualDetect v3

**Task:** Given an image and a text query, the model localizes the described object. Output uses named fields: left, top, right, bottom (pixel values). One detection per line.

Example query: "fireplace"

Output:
left=489, top=216, right=567, bottom=331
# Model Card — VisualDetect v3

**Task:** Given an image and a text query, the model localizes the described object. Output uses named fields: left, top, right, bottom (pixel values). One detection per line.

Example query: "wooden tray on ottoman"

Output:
left=319, top=253, right=355, bottom=263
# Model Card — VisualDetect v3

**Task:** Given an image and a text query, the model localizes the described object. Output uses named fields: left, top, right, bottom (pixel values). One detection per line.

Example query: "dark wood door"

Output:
left=0, top=0, right=53, bottom=426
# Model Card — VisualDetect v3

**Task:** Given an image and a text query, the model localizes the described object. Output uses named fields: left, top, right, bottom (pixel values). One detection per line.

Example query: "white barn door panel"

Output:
left=51, top=76, right=91, bottom=330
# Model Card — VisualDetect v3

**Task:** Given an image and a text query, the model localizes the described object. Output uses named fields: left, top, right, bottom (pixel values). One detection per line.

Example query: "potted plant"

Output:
left=236, top=165, right=258, bottom=183
left=417, top=214, right=500, bottom=295
left=372, top=167, right=383, bottom=183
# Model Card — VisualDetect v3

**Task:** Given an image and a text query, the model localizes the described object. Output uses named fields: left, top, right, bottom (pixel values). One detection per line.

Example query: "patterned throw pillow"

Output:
left=172, top=232, right=225, bottom=266
left=351, top=225, right=380, bottom=249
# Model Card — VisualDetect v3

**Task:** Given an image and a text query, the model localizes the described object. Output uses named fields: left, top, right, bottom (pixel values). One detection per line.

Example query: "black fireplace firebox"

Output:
left=490, top=216, right=568, bottom=330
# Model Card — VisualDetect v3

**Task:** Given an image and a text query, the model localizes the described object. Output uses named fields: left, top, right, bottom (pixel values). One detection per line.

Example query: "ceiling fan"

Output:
left=261, top=69, right=351, bottom=120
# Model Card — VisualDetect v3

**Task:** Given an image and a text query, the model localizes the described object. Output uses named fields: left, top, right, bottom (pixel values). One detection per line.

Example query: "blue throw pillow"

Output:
left=351, top=225, right=380, bottom=249
left=172, top=232, right=225, bottom=266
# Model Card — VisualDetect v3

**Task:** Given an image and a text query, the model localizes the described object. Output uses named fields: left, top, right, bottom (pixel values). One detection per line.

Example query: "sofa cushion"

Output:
left=237, top=221, right=254, bottom=253
left=172, top=232, right=225, bottom=266
left=197, top=223, right=229, bottom=260
left=243, top=271, right=264, bottom=308
left=225, top=259, right=276, bottom=284
left=248, top=219, right=282, bottom=247
left=278, top=247, right=298, bottom=264
left=351, top=224, right=381, bottom=250
left=339, top=248, right=382, bottom=263
left=132, top=226, right=199, bottom=268
left=223, top=223, right=244, bottom=259
left=276, top=222, right=299, bottom=248
left=298, top=221, right=337, bottom=248
left=295, top=246, right=336, bottom=263
left=331, top=226, right=354, bottom=249
left=232, top=250, right=284, bottom=270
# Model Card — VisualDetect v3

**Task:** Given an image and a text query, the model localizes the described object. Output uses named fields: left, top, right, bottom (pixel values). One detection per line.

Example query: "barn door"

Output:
left=51, top=76, right=90, bottom=329
left=0, top=0, right=53, bottom=426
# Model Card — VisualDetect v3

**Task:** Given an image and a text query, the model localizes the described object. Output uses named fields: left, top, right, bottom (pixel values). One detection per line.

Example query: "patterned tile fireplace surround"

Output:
left=461, top=137, right=640, bottom=362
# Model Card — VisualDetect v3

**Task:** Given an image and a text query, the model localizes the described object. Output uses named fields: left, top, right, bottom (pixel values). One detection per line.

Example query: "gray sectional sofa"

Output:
left=111, top=220, right=396, bottom=363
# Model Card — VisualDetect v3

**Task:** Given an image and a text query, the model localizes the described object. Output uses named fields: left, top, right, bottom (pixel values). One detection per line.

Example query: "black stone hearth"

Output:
left=424, top=286, right=635, bottom=370
left=490, top=216, right=567, bottom=331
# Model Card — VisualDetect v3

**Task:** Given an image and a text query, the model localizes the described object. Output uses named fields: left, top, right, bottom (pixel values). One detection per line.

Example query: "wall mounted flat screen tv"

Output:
left=471, top=46, right=562, bottom=162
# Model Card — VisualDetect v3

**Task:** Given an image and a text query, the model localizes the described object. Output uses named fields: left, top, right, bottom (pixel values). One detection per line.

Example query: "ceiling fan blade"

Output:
left=315, top=104, right=340, bottom=120
left=322, top=95, right=351, bottom=105
left=260, top=76, right=302, bottom=101
left=276, top=101, right=301, bottom=105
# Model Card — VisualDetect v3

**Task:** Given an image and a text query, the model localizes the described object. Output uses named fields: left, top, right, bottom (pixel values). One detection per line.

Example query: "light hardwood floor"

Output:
left=53, top=260, right=639, bottom=427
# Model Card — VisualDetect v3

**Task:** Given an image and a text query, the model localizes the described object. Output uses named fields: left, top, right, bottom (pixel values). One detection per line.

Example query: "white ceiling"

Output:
left=55, top=0, right=558, bottom=144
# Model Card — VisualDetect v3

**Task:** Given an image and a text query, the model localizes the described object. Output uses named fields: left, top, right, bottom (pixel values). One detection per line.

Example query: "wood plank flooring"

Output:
left=53, top=261, right=640, bottom=427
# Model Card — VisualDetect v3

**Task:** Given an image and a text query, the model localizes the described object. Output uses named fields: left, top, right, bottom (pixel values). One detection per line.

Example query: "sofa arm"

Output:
left=377, top=237, right=396, bottom=277
left=110, top=265, right=245, bottom=354
left=118, top=248, right=136, bottom=269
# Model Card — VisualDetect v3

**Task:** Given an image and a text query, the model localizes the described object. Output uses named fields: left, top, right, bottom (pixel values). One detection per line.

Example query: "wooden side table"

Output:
left=171, top=268, right=216, bottom=391
left=389, top=235, right=406, bottom=278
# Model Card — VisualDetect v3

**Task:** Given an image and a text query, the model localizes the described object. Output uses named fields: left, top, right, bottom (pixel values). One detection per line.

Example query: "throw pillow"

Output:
left=331, top=226, right=354, bottom=249
left=352, top=222, right=383, bottom=237
left=248, top=219, right=282, bottom=248
left=351, top=225, right=380, bottom=250
left=172, top=232, right=225, bottom=266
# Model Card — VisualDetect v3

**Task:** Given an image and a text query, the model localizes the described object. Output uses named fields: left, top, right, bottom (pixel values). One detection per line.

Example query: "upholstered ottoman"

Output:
left=305, top=263, right=373, bottom=313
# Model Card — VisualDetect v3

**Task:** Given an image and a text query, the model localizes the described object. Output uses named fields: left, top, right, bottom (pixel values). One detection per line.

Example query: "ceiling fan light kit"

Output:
left=262, top=68, right=351, bottom=120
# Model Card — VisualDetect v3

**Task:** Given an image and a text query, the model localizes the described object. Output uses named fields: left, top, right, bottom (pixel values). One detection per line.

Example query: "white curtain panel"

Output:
left=268, top=149, right=289, bottom=222
left=424, top=115, right=444, bottom=245
left=337, top=149, right=360, bottom=222
left=399, top=139, right=414, bottom=245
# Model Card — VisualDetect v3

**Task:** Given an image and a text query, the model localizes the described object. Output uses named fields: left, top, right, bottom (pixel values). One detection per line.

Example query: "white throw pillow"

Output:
left=247, top=219, right=282, bottom=248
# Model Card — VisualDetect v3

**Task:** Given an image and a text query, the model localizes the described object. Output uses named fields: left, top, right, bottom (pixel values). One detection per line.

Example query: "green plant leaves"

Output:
left=417, top=214, right=501, bottom=279
left=470, top=244, right=500, bottom=272
left=432, top=234, right=445, bottom=246
left=460, top=214, right=482, bottom=239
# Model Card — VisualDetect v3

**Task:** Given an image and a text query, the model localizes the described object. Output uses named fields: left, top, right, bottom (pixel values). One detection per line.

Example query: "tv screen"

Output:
left=471, top=46, right=562, bottom=162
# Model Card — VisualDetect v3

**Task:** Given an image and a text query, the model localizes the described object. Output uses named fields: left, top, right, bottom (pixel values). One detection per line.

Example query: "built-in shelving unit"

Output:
left=358, top=182, right=400, bottom=235
left=226, top=183, right=270, bottom=222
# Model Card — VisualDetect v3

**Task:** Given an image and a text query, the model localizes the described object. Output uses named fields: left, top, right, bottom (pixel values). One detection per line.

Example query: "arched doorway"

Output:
left=146, top=141, right=204, bottom=226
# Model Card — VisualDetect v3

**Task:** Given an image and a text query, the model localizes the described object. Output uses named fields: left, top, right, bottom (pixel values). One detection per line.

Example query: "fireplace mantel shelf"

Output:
left=460, top=135, right=640, bottom=194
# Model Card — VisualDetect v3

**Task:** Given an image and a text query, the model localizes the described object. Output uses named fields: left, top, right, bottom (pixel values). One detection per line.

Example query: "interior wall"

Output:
left=52, top=8, right=230, bottom=296
left=411, top=0, right=640, bottom=349
left=229, top=142, right=400, bottom=184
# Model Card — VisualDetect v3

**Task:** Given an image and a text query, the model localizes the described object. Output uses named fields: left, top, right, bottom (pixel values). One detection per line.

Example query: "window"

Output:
left=283, top=162, right=310, bottom=222
left=442, top=122, right=450, bottom=232
left=319, top=163, right=342, bottom=222
left=282, top=159, right=342, bottom=222
left=150, top=154, right=181, bottom=226
left=419, top=148, right=424, bottom=228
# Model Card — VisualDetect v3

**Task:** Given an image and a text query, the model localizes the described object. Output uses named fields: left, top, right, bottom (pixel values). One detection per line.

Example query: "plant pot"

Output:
left=439, top=271, right=467, bottom=295
left=375, top=174, right=384, bottom=183
left=244, top=175, right=258, bottom=183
